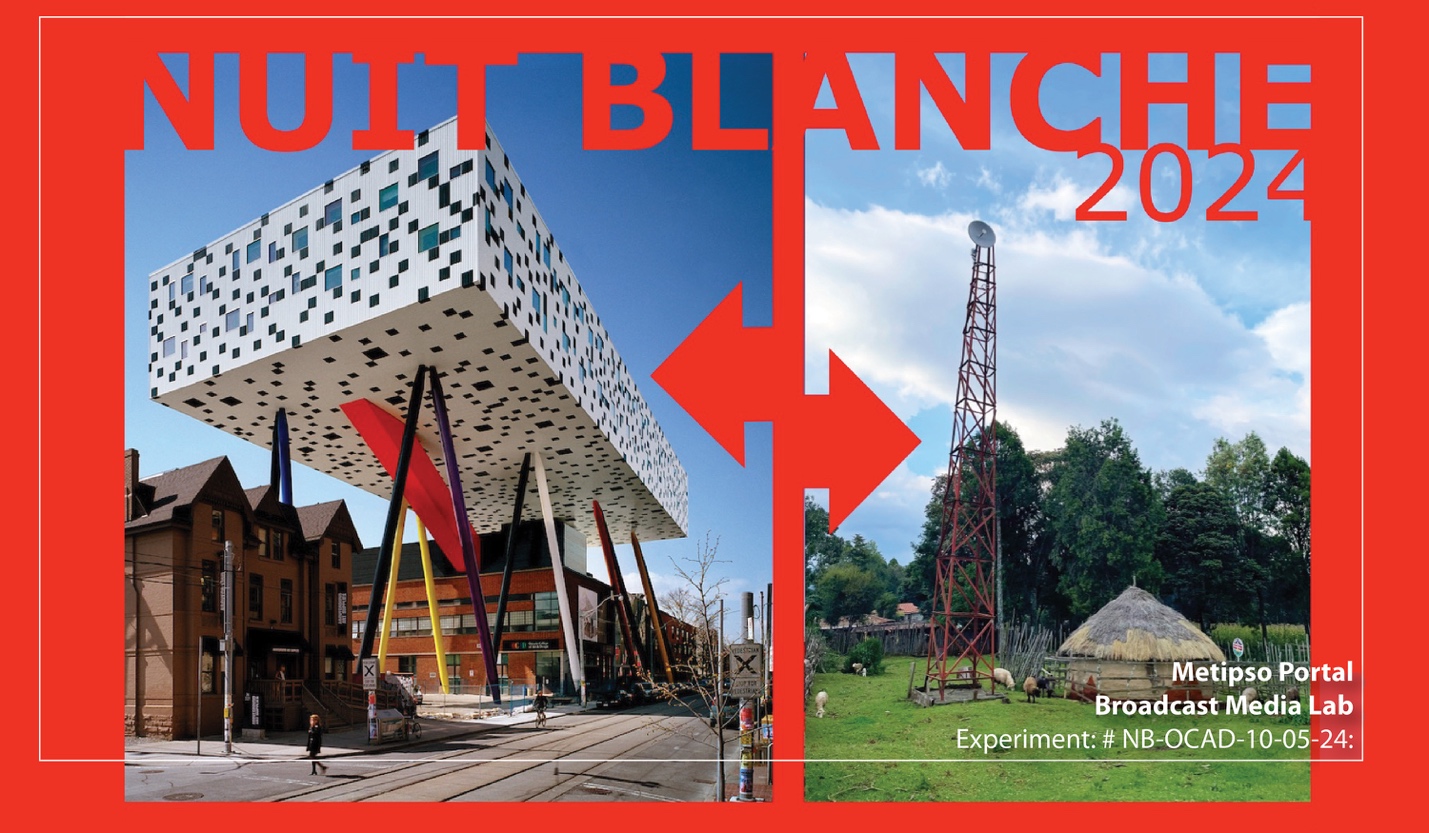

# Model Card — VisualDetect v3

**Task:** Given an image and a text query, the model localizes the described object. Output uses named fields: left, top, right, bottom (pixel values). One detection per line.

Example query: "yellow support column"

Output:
left=377, top=502, right=408, bottom=671
left=415, top=515, right=451, bottom=694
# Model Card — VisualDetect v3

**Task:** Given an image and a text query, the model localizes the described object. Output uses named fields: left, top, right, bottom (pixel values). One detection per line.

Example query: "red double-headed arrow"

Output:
left=653, top=283, right=919, bottom=532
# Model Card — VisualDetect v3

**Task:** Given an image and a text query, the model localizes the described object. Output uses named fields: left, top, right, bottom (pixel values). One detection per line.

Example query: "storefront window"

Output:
left=534, top=592, right=560, bottom=631
left=535, top=651, right=564, bottom=692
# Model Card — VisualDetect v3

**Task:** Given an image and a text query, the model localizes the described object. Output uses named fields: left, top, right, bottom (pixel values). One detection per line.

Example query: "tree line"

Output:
left=806, top=419, right=1310, bottom=641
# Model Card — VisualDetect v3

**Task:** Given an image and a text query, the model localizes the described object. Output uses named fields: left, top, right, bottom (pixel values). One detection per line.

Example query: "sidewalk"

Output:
left=123, top=698, right=582, bottom=761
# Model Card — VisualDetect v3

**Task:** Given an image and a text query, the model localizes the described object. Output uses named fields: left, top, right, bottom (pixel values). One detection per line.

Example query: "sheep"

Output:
left=851, top=662, right=865, bottom=676
left=991, top=667, right=1015, bottom=691
left=1037, top=675, right=1054, bottom=699
left=1285, top=686, right=1300, bottom=703
left=1023, top=676, right=1040, bottom=703
left=1240, top=686, right=1258, bottom=707
left=814, top=690, right=829, bottom=718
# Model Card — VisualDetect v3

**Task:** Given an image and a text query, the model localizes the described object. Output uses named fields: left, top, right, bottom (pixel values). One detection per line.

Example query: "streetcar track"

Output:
left=272, top=709, right=715, bottom=802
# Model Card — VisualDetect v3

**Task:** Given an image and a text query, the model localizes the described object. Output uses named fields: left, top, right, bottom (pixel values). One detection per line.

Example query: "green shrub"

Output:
left=819, top=651, right=845, bottom=673
left=844, top=638, right=885, bottom=675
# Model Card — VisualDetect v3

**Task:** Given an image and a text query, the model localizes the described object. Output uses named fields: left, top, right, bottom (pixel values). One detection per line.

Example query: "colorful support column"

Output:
left=592, top=500, right=644, bottom=675
left=492, top=452, right=532, bottom=650
left=341, top=398, right=468, bottom=573
left=358, top=366, right=427, bottom=661
left=270, top=408, right=293, bottom=505
left=532, top=452, right=583, bottom=692
left=426, top=367, right=502, bottom=704
left=276, top=408, right=292, bottom=505
left=415, top=515, right=451, bottom=694
left=378, top=503, right=409, bottom=670
left=631, top=531, right=675, bottom=685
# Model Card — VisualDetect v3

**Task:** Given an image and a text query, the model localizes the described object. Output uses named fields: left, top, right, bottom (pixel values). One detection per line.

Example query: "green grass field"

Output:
left=805, top=657, right=1310, bottom=802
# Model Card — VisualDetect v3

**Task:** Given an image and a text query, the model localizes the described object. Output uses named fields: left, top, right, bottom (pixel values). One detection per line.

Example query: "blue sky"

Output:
left=125, top=53, right=774, bottom=621
left=804, top=53, right=1311, bottom=568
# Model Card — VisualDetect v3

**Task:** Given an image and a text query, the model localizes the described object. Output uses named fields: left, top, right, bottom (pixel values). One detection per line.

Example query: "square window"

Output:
left=225, top=310, right=240, bottom=331
left=246, top=240, right=261, bottom=263
left=280, top=579, right=294, bottom=624
left=325, top=199, right=341, bottom=225
left=292, top=227, right=308, bottom=250
left=417, top=151, right=439, bottom=180
left=418, top=224, right=439, bottom=252
left=379, top=183, right=398, bottom=211
left=200, top=560, right=218, bottom=613
left=249, top=574, right=263, bottom=620
left=324, top=266, right=342, bottom=290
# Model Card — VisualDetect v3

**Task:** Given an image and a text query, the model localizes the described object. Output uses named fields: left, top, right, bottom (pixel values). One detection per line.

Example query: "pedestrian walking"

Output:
left=306, top=714, right=328, bottom=774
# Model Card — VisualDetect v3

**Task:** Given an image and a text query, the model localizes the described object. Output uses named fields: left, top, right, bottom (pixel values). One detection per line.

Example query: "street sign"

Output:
left=730, top=643, right=763, bottom=678
left=730, top=676, right=764, bottom=698
left=729, top=643, right=763, bottom=698
left=1232, top=638, right=1245, bottom=660
left=362, top=657, right=378, bottom=691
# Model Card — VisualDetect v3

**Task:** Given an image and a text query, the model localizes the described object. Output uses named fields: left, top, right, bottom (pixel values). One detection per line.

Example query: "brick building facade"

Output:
left=124, top=449, right=361, bottom=739
left=350, top=520, right=620, bottom=695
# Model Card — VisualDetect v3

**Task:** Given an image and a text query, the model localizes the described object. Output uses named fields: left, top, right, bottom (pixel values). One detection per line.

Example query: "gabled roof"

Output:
left=246, top=484, right=303, bottom=529
left=295, top=500, right=363, bottom=550
left=124, top=456, right=253, bottom=532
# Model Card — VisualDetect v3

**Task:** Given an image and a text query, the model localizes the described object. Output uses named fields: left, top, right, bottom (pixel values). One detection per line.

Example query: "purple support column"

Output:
left=426, top=367, right=502, bottom=704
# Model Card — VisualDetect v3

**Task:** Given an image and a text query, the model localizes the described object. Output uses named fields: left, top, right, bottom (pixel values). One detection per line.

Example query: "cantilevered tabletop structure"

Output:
left=145, top=117, right=689, bottom=693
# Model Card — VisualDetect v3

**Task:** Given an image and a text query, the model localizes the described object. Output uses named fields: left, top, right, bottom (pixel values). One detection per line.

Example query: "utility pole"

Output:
left=716, top=597, right=724, bottom=801
left=222, top=540, right=235, bottom=754
left=764, top=582, right=772, bottom=787
left=196, top=637, right=203, bottom=755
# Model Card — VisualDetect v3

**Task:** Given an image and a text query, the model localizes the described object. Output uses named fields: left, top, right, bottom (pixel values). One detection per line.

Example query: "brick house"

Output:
left=124, top=449, right=361, bottom=739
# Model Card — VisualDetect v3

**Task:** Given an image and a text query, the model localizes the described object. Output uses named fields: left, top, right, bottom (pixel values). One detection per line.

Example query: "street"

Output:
left=125, top=701, right=755, bottom=802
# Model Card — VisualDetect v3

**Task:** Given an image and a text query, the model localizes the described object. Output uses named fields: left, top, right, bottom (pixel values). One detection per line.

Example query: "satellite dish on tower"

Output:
left=968, top=220, right=996, bottom=248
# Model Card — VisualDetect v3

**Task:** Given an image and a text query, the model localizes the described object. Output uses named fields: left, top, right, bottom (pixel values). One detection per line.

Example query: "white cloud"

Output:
left=1256, top=301, right=1310, bottom=377
left=1189, top=301, right=1310, bottom=452
left=805, top=198, right=1310, bottom=477
left=916, top=160, right=953, bottom=189
left=1017, top=173, right=1135, bottom=221
left=974, top=166, right=1002, bottom=194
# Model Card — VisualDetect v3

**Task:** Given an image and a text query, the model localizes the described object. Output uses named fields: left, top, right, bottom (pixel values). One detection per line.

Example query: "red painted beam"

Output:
left=341, top=398, right=477, bottom=573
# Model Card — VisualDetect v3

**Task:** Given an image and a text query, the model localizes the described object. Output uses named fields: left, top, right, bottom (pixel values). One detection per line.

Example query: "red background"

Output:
left=12, top=0, right=1416, bottom=822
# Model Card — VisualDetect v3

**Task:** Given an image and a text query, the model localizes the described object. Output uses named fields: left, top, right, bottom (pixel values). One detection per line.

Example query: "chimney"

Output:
left=125, top=448, right=141, bottom=522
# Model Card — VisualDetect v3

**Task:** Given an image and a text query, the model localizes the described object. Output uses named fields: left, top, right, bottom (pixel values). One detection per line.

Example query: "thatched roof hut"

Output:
left=1056, top=586, right=1224, bottom=700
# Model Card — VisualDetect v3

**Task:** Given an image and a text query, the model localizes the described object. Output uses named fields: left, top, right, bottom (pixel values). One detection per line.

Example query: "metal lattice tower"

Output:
left=924, top=221, right=998, bottom=699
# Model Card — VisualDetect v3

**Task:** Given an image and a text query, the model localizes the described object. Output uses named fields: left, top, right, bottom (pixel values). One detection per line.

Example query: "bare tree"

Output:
left=639, top=533, right=734, bottom=741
